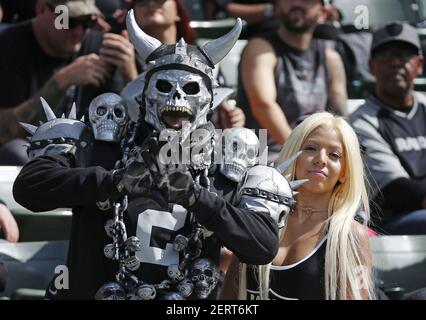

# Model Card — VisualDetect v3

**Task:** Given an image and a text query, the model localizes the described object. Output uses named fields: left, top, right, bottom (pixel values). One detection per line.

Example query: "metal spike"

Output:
left=285, top=174, right=291, bottom=180
left=276, top=151, right=302, bottom=175
left=20, top=122, right=37, bottom=135
left=69, top=102, right=77, bottom=119
left=80, top=115, right=85, bottom=122
left=292, top=191, right=299, bottom=196
left=40, top=97, right=56, bottom=121
left=61, top=114, right=65, bottom=118
left=175, top=38, right=187, bottom=55
left=290, top=179, right=309, bottom=190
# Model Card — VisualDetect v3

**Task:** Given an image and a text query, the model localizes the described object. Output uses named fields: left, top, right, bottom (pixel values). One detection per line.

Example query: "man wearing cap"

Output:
left=0, top=0, right=137, bottom=164
left=349, top=22, right=426, bottom=234
left=237, top=0, right=347, bottom=162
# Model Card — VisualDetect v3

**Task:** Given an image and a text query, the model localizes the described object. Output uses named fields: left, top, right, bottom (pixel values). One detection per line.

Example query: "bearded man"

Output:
left=237, top=0, right=347, bottom=162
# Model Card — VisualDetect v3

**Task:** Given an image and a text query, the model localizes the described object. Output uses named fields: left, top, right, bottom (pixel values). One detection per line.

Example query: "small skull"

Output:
left=95, top=282, right=126, bottom=300
left=176, top=279, right=194, bottom=298
left=167, top=264, right=185, bottom=282
left=124, top=236, right=141, bottom=253
left=137, top=284, right=156, bottom=300
left=160, top=292, right=184, bottom=300
left=104, top=219, right=115, bottom=238
left=220, top=128, right=259, bottom=182
left=89, top=93, right=128, bottom=142
left=173, top=234, right=189, bottom=252
left=124, top=255, right=141, bottom=271
left=190, top=258, right=220, bottom=299
left=103, top=243, right=116, bottom=260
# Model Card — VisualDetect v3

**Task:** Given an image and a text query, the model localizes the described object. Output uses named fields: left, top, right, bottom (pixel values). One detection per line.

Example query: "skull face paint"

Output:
left=145, top=70, right=211, bottom=131
left=89, top=93, right=128, bottom=142
left=220, top=128, right=259, bottom=182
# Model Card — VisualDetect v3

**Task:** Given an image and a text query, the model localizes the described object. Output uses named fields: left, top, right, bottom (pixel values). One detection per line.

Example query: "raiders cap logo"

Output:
left=385, top=22, right=403, bottom=36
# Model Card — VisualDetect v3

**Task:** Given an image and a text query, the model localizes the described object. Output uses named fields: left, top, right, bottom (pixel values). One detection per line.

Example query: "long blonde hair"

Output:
left=238, top=112, right=375, bottom=300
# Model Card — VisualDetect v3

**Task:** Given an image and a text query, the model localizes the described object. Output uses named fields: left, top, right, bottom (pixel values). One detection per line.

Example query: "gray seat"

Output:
left=370, top=235, right=426, bottom=293
left=0, top=241, right=68, bottom=298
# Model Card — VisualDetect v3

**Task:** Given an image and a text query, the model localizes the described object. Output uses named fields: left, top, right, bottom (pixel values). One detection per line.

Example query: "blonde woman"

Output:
left=221, top=112, right=375, bottom=300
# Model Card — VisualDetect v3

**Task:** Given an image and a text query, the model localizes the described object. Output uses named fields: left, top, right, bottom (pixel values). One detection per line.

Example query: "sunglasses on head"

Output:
left=134, top=0, right=169, bottom=5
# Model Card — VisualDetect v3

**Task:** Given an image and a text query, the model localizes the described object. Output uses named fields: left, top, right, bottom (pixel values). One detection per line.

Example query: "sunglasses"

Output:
left=68, top=15, right=98, bottom=29
left=134, top=0, right=169, bottom=5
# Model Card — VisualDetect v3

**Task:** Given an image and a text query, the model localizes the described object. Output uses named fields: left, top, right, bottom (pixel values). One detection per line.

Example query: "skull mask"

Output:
left=126, top=9, right=242, bottom=132
left=88, top=93, right=128, bottom=143
left=220, top=128, right=259, bottom=182
left=94, top=282, right=126, bottom=300
left=145, top=70, right=211, bottom=132
left=237, top=152, right=308, bottom=228
left=190, top=258, right=220, bottom=299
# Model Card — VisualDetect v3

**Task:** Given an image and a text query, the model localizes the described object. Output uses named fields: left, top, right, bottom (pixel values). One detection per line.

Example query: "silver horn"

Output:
left=201, top=18, right=242, bottom=65
left=126, top=9, right=162, bottom=62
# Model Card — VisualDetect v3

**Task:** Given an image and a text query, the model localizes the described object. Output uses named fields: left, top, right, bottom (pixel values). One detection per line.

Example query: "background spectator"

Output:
left=237, top=0, right=347, bottom=162
left=349, top=22, right=426, bottom=234
left=0, top=0, right=135, bottom=164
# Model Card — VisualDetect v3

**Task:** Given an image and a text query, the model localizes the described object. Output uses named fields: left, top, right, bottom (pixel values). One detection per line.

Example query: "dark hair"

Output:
left=175, top=0, right=196, bottom=44
left=131, top=0, right=196, bottom=44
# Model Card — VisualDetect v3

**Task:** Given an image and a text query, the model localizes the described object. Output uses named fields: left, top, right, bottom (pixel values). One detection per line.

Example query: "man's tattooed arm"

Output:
left=0, top=78, right=66, bottom=144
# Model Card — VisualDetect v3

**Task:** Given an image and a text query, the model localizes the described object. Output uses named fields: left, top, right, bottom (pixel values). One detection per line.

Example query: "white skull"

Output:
left=89, top=93, right=128, bottom=142
left=190, top=258, right=220, bottom=299
left=137, top=284, right=156, bottom=300
left=160, top=292, right=184, bottom=300
left=176, top=279, right=194, bottom=298
left=103, top=243, right=115, bottom=260
left=145, top=70, right=211, bottom=131
left=220, top=128, right=259, bottom=182
left=238, top=165, right=296, bottom=228
left=167, top=264, right=185, bottom=282
left=95, top=282, right=126, bottom=300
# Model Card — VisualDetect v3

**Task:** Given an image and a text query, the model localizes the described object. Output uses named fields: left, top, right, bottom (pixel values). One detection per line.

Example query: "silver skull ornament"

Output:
left=190, top=258, right=220, bottom=299
left=237, top=152, right=308, bottom=228
left=167, top=264, right=185, bottom=282
left=220, top=128, right=259, bottom=182
left=88, top=93, right=128, bottom=142
left=137, top=284, right=156, bottom=300
left=94, top=282, right=126, bottom=300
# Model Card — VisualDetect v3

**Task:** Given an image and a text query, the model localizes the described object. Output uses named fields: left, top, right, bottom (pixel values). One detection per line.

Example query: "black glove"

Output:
left=158, top=168, right=202, bottom=208
left=113, top=158, right=153, bottom=196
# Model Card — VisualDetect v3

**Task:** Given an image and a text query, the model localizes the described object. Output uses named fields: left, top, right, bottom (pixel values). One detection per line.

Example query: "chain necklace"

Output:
left=295, top=204, right=328, bottom=215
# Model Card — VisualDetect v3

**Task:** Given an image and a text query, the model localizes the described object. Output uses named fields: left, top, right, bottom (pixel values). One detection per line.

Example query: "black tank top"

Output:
left=246, top=237, right=327, bottom=300
left=237, top=33, right=329, bottom=153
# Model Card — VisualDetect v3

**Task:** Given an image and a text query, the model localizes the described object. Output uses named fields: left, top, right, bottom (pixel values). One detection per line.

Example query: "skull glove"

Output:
left=112, top=158, right=153, bottom=196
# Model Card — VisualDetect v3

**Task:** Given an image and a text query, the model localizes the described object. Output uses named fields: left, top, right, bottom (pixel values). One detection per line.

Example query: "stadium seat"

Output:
left=0, top=240, right=68, bottom=299
left=370, top=235, right=426, bottom=294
